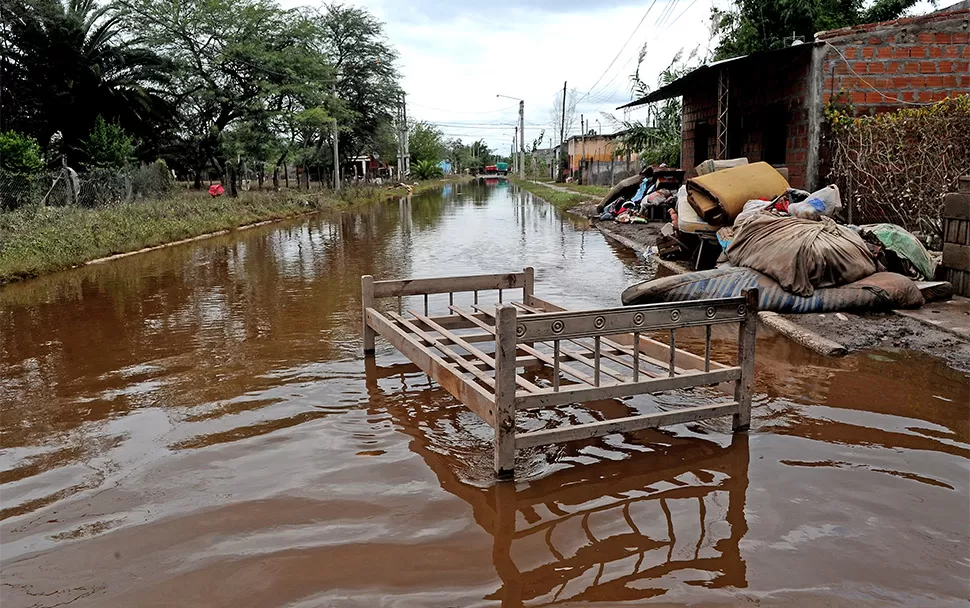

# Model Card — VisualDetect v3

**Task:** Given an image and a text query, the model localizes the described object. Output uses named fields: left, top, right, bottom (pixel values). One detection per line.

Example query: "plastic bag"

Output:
left=790, top=185, right=841, bottom=220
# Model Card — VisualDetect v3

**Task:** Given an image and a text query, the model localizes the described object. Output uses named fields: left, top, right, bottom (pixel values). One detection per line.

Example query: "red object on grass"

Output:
left=208, top=184, right=225, bottom=197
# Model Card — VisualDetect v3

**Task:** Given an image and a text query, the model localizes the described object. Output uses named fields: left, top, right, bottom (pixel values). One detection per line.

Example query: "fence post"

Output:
left=494, top=304, right=518, bottom=479
left=361, top=275, right=376, bottom=356
left=733, top=288, right=758, bottom=431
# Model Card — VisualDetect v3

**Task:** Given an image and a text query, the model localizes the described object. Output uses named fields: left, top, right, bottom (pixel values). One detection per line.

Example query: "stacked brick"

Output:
left=940, top=176, right=970, bottom=296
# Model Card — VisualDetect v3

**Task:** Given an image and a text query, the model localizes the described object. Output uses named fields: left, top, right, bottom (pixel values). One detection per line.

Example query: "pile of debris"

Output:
left=620, top=158, right=951, bottom=314
left=596, top=166, right=685, bottom=224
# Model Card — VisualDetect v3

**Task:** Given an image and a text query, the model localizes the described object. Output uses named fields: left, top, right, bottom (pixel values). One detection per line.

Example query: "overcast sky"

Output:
left=349, top=0, right=720, bottom=154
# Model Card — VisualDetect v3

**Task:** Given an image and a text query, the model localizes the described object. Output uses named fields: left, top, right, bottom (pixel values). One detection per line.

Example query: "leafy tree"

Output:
left=608, top=47, right=696, bottom=167
left=81, top=116, right=136, bottom=168
left=409, top=121, right=444, bottom=163
left=712, top=0, right=921, bottom=59
left=0, top=130, right=45, bottom=173
left=0, top=0, right=171, bottom=164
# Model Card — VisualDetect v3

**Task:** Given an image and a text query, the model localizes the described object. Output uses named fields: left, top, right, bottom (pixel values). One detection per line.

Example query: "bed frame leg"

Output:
left=494, top=305, right=518, bottom=479
left=733, top=288, right=759, bottom=431
left=362, top=274, right=376, bottom=357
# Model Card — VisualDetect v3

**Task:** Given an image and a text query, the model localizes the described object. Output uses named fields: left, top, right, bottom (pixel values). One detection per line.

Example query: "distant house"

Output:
left=438, top=160, right=453, bottom=175
left=346, top=155, right=391, bottom=180
left=618, top=3, right=969, bottom=189
left=565, top=132, right=640, bottom=185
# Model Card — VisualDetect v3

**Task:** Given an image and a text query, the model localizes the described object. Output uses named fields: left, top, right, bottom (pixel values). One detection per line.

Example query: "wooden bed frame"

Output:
left=362, top=267, right=757, bottom=479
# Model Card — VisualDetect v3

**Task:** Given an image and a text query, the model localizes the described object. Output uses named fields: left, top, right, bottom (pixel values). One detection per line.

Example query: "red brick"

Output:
left=891, top=76, right=913, bottom=88
left=964, top=46, right=970, bottom=58
left=935, top=33, right=952, bottom=44
left=945, top=46, right=960, bottom=58
left=955, top=61, right=970, bottom=72
left=844, top=46, right=858, bottom=59
left=835, top=63, right=850, bottom=75
left=850, top=91, right=867, bottom=104
left=876, top=46, right=893, bottom=58
left=918, top=32, right=934, bottom=43
left=943, top=75, right=959, bottom=87
left=903, top=62, right=919, bottom=73
left=929, top=46, right=944, bottom=58
left=869, top=62, right=886, bottom=73
left=865, top=92, right=885, bottom=103
left=901, top=91, right=917, bottom=102
left=925, top=75, right=944, bottom=87
left=893, top=47, right=911, bottom=58
left=869, top=36, right=882, bottom=45
left=932, top=90, right=949, bottom=101
left=861, top=46, right=875, bottom=59
left=853, top=61, right=868, bottom=73
left=954, top=33, right=969, bottom=44
left=919, top=61, right=937, bottom=73
left=823, top=77, right=834, bottom=91
left=870, top=78, right=892, bottom=88
left=887, top=61, right=903, bottom=73
left=910, top=46, right=927, bottom=58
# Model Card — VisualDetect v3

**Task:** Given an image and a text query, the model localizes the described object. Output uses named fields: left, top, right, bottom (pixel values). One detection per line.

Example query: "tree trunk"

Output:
left=284, top=162, right=289, bottom=188
left=228, top=163, right=238, bottom=197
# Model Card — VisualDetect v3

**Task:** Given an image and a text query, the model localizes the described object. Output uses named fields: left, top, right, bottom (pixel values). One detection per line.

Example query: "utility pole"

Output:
left=513, top=126, right=518, bottom=174
left=401, top=93, right=410, bottom=177
left=558, top=80, right=567, bottom=182
left=518, top=100, right=524, bottom=179
left=396, top=101, right=403, bottom=180
left=581, top=114, right=586, bottom=184
left=333, top=87, right=340, bottom=190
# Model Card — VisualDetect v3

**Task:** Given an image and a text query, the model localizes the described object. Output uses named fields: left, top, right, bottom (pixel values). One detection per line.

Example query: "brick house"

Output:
left=619, top=3, right=969, bottom=190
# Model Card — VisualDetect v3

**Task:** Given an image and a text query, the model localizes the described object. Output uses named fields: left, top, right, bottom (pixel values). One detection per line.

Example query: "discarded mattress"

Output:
left=621, top=266, right=924, bottom=313
left=675, top=186, right=719, bottom=234
left=726, top=214, right=877, bottom=297
left=686, top=161, right=789, bottom=225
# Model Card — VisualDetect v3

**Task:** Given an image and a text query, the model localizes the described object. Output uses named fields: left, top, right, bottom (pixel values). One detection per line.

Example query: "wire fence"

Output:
left=0, top=162, right=176, bottom=212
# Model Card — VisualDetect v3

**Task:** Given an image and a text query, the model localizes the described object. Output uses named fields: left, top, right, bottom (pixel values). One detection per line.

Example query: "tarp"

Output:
left=726, top=214, right=876, bottom=297
left=686, top=161, right=789, bottom=225
left=860, top=223, right=936, bottom=280
left=621, top=266, right=924, bottom=313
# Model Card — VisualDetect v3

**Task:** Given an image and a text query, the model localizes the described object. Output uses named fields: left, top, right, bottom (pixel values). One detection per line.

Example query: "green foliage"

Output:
left=829, top=95, right=970, bottom=236
left=512, top=179, right=592, bottom=211
left=609, top=48, right=695, bottom=167
left=412, top=159, right=444, bottom=180
left=409, top=122, right=444, bottom=164
left=824, top=90, right=856, bottom=131
left=0, top=131, right=45, bottom=174
left=711, top=0, right=921, bottom=59
left=81, top=116, right=136, bottom=169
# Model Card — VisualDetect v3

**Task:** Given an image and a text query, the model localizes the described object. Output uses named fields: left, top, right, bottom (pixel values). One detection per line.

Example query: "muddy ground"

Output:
left=571, top=204, right=970, bottom=371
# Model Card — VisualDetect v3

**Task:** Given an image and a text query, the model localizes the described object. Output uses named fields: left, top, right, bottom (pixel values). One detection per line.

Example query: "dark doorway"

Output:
left=694, top=121, right=711, bottom=165
left=762, top=104, right=789, bottom=165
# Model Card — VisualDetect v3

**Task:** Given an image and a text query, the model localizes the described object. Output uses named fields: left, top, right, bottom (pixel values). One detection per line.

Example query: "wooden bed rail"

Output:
left=361, top=267, right=758, bottom=480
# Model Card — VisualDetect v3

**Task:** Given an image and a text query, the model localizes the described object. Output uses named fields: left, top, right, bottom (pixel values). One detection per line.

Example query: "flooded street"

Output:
left=1, top=180, right=967, bottom=607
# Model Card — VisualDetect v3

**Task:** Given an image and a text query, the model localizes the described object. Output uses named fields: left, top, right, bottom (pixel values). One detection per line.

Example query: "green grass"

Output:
left=561, top=183, right=610, bottom=197
left=0, top=178, right=466, bottom=284
left=511, top=179, right=598, bottom=211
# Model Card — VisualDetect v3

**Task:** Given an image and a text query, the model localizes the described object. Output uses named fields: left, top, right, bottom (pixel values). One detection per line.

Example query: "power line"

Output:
left=576, top=0, right=660, bottom=104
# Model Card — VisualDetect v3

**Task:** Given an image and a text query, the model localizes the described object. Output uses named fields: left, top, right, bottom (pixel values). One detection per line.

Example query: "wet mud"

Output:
left=1, top=181, right=967, bottom=607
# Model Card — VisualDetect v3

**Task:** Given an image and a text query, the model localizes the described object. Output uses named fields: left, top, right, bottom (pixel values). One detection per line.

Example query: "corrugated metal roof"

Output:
left=616, top=43, right=814, bottom=109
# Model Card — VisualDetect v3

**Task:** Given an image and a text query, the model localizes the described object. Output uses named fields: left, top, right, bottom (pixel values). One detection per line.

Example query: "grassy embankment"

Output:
left=511, top=178, right=607, bottom=211
left=0, top=177, right=462, bottom=285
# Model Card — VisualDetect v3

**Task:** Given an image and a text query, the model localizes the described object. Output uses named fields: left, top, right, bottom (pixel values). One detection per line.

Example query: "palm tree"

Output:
left=0, top=0, right=171, bottom=163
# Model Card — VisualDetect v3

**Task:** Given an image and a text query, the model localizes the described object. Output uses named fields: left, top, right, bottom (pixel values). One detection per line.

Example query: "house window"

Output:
left=762, top=104, right=788, bottom=165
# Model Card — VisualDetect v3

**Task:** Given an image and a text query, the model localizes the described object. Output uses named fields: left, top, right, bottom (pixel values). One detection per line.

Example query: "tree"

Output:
left=607, top=47, right=696, bottom=167
left=0, top=131, right=45, bottom=173
left=549, top=87, right=579, bottom=146
left=409, top=121, right=444, bottom=163
left=412, top=159, right=443, bottom=180
left=0, top=0, right=171, bottom=164
left=81, top=116, right=136, bottom=169
left=712, top=0, right=921, bottom=59
left=123, top=0, right=333, bottom=187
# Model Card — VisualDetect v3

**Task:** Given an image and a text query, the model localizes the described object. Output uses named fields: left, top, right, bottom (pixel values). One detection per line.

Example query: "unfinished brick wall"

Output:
left=680, top=51, right=813, bottom=188
left=818, top=9, right=970, bottom=112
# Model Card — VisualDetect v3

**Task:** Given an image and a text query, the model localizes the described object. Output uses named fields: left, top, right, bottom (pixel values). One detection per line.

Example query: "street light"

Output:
left=497, top=94, right=524, bottom=179
left=596, top=119, right=601, bottom=136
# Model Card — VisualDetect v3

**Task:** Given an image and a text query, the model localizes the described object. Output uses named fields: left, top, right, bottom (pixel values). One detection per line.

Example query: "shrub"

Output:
left=0, top=131, right=45, bottom=174
left=412, top=159, right=443, bottom=180
left=828, top=95, right=970, bottom=240
left=81, top=116, right=136, bottom=169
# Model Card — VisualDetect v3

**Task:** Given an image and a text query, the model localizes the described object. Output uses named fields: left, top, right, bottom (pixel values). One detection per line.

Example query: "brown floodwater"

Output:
left=1, top=180, right=968, bottom=607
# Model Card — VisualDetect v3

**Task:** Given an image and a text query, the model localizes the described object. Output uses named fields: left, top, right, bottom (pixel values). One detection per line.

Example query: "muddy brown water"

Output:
left=1, top=180, right=967, bottom=607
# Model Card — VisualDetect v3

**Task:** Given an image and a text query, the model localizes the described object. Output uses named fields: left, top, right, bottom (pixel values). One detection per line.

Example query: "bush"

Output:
left=828, top=95, right=970, bottom=240
left=0, top=131, right=45, bottom=174
left=81, top=116, right=136, bottom=169
left=412, top=159, right=443, bottom=180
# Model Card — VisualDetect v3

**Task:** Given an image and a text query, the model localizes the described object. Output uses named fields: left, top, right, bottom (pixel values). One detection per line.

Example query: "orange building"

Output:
left=565, top=132, right=640, bottom=185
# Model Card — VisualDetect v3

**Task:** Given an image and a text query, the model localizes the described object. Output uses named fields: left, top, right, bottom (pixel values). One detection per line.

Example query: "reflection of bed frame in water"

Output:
left=361, top=266, right=757, bottom=478
left=364, top=359, right=750, bottom=604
